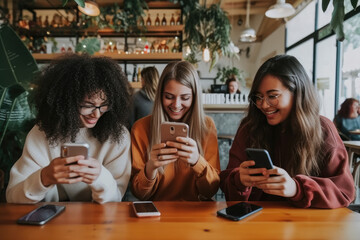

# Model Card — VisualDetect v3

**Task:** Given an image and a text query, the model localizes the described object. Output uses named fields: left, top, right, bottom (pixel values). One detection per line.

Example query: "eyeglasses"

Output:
left=79, top=105, right=110, bottom=115
left=249, top=94, right=281, bottom=108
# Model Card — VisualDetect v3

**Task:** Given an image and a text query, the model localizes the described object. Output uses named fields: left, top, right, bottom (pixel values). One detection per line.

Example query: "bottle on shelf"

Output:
left=138, top=16, right=145, bottom=26
left=155, top=13, right=160, bottom=26
left=132, top=65, right=138, bottom=82
left=176, top=14, right=181, bottom=25
left=146, top=14, right=152, bottom=26
left=60, top=44, right=66, bottom=53
left=36, top=16, right=42, bottom=27
left=150, top=43, right=155, bottom=53
left=67, top=45, right=73, bottom=53
left=44, top=16, right=49, bottom=28
left=170, top=13, right=175, bottom=26
left=161, top=13, right=167, bottom=26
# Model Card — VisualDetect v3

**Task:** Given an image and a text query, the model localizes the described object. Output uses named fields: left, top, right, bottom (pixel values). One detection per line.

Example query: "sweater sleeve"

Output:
left=219, top=125, right=252, bottom=201
left=130, top=117, right=160, bottom=200
left=289, top=117, right=355, bottom=208
left=89, top=127, right=132, bottom=203
left=6, top=126, right=55, bottom=203
left=191, top=117, right=220, bottom=199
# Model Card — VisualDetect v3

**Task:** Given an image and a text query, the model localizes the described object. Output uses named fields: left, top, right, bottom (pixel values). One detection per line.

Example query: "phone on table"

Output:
left=161, top=122, right=189, bottom=143
left=61, top=143, right=89, bottom=164
left=245, top=148, right=274, bottom=176
left=217, top=202, right=262, bottom=221
left=132, top=201, right=161, bottom=217
left=17, top=204, right=65, bottom=225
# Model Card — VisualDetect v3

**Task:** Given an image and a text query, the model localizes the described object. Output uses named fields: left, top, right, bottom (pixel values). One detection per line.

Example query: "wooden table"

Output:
left=1, top=201, right=360, bottom=240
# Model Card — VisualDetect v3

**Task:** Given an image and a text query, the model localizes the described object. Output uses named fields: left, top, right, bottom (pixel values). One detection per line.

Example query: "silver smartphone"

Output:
left=17, top=204, right=65, bottom=225
left=160, top=122, right=189, bottom=143
left=61, top=143, right=89, bottom=159
left=132, top=201, right=161, bottom=217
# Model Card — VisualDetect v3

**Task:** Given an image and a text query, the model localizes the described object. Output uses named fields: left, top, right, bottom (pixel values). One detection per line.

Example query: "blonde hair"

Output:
left=149, top=61, right=207, bottom=156
left=141, top=66, right=159, bottom=101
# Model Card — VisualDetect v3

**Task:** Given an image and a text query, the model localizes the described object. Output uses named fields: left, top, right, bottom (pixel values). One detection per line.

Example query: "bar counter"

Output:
left=1, top=201, right=360, bottom=240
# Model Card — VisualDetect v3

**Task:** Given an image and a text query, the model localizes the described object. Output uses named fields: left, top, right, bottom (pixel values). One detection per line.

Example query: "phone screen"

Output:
left=217, top=202, right=262, bottom=221
left=17, top=205, right=65, bottom=225
left=133, top=201, right=161, bottom=217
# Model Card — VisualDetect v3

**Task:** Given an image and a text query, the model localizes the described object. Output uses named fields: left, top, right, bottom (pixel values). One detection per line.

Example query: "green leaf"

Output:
left=62, top=0, right=69, bottom=7
left=330, top=0, right=345, bottom=41
left=75, top=37, right=100, bottom=55
left=74, top=0, right=85, bottom=8
left=350, top=0, right=358, bottom=9
left=322, top=0, right=331, bottom=12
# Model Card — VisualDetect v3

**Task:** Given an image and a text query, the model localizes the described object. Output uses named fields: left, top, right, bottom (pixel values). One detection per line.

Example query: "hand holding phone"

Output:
left=132, top=201, right=161, bottom=217
left=245, top=148, right=274, bottom=176
left=17, top=204, right=65, bottom=225
left=217, top=202, right=262, bottom=221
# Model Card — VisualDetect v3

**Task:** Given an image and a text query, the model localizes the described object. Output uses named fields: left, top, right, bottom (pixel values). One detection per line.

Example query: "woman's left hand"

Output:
left=71, top=158, right=102, bottom=184
left=254, top=167, right=297, bottom=198
left=165, top=136, right=200, bottom=166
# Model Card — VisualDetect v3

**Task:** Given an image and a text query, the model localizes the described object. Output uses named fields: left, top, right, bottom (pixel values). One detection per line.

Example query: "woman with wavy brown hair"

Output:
left=334, top=98, right=360, bottom=140
left=220, top=55, right=355, bottom=208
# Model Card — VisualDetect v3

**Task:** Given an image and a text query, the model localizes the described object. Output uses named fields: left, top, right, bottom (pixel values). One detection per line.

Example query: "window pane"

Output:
left=286, top=1, right=316, bottom=46
left=316, top=35, right=337, bottom=120
left=286, top=39, right=314, bottom=82
left=317, top=0, right=333, bottom=29
left=340, top=13, right=360, bottom=106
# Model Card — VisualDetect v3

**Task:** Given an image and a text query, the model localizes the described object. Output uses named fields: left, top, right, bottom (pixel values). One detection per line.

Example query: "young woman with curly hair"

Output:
left=220, top=55, right=355, bottom=208
left=131, top=61, right=220, bottom=201
left=6, top=54, right=132, bottom=203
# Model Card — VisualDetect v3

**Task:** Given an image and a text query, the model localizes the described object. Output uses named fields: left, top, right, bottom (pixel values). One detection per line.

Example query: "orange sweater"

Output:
left=131, top=115, right=220, bottom=201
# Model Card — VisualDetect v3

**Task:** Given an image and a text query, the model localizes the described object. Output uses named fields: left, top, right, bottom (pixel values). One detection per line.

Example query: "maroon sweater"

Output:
left=220, top=116, right=355, bottom=208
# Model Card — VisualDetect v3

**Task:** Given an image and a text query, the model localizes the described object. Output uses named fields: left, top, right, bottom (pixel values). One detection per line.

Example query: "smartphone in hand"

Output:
left=132, top=201, right=161, bottom=217
left=217, top=202, right=262, bottom=221
left=17, top=204, right=65, bottom=225
left=161, top=122, right=189, bottom=143
left=245, top=148, right=274, bottom=176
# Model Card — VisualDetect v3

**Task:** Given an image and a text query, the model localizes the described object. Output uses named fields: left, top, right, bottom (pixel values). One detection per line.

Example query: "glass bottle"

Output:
left=155, top=13, right=160, bottom=26
left=146, top=14, right=151, bottom=26
left=150, top=43, right=155, bottom=53
left=176, top=14, right=181, bottom=25
left=170, top=13, right=175, bottom=26
left=161, top=13, right=167, bottom=26
left=137, top=67, right=141, bottom=82
left=139, top=16, right=145, bottom=27
left=60, top=44, right=66, bottom=53
left=44, top=16, right=49, bottom=28
left=36, top=16, right=42, bottom=27
left=132, top=65, right=138, bottom=82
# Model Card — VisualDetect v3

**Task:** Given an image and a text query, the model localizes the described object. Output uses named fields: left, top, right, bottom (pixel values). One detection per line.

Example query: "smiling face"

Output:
left=79, top=91, right=108, bottom=128
left=255, top=75, right=294, bottom=126
left=162, top=79, right=193, bottom=121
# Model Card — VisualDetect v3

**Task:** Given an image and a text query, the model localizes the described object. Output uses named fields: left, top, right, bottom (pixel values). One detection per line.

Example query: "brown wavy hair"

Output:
left=242, top=55, right=324, bottom=176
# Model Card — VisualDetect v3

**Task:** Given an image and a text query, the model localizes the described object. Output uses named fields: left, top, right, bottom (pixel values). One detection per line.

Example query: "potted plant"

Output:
left=213, top=66, right=245, bottom=86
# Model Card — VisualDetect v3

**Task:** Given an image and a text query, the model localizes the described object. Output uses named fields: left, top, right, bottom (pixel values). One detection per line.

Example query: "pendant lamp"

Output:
left=78, top=1, right=100, bottom=17
left=265, top=0, right=295, bottom=19
left=240, top=0, right=256, bottom=43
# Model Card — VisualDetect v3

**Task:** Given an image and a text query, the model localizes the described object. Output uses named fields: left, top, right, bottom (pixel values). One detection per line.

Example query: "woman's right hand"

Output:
left=40, top=155, right=85, bottom=187
left=239, top=160, right=269, bottom=187
left=145, top=143, right=178, bottom=180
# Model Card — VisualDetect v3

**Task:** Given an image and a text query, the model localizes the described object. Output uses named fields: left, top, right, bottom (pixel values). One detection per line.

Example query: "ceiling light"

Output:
left=240, top=0, right=256, bottom=42
left=265, top=0, right=295, bottom=19
left=202, top=46, right=210, bottom=62
left=78, top=1, right=100, bottom=17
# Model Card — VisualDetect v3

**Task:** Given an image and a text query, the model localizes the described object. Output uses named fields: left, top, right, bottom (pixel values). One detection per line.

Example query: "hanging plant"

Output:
left=322, top=0, right=359, bottom=41
left=214, top=66, right=245, bottom=85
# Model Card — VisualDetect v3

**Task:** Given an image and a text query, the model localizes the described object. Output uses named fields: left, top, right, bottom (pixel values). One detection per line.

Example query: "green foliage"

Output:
left=214, top=66, right=245, bottom=85
left=322, top=0, right=359, bottom=41
left=184, top=2, right=231, bottom=71
left=75, top=37, right=100, bottom=55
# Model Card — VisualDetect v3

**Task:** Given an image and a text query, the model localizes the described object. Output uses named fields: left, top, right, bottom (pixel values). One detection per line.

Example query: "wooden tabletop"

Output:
left=1, top=201, right=360, bottom=240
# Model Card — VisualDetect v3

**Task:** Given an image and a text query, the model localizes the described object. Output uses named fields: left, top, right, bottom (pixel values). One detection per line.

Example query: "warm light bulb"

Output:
left=203, top=46, right=210, bottom=62
left=185, top=46, right=191, bottom=56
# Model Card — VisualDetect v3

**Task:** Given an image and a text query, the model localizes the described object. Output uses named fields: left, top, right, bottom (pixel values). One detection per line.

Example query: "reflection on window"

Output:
left=286, top=1, right=316, bottom=47
left=316, top=35, right=336, bottom=119
left=340, top=13, right=360, bottom=105
left=286, top=39, right=314, bottom=82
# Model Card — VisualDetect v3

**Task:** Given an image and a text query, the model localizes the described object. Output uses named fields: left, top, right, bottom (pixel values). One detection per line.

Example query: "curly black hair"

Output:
left=32, top=53, right=131, bottom=144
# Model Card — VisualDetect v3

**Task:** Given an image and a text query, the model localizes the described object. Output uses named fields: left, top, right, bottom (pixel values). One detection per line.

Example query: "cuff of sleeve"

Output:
left=89, top=166, right=115, bottom=191
left=25, top=170, right=53, bottom=199
left=138, top=167, right=157, bottom=188
left=289, top=178, right=304, bottom=201
left=191, top=156, right=207, bottom=177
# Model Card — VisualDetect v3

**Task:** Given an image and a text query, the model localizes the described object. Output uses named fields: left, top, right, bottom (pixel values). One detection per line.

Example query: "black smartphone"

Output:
left=217, top=202, right=262, bottom=221
left=245, top=148, right=274, bottom=176
left=17, top=204, right=65, bottom=225
left=132, top=201, right=161, bottom=217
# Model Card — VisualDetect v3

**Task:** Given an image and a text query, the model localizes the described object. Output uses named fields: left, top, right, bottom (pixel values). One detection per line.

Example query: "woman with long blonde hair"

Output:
left=220, top=55, right=354, bottom=208
left=131, top=61, right=220, bottom=201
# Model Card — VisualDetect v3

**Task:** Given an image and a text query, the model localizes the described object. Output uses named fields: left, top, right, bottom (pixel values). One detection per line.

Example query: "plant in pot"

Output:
left=0, top=9, right=38, bottom=201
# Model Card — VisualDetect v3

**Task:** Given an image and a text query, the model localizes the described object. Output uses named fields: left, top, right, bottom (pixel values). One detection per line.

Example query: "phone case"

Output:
left=161, top=122, right=189, bottom=143
left=132, top=201, right=161, bottom=217
left=245, top=148, right=274, bottom=169
left=61, top=143, right=89, bottom=158
left=17, top=205, right=65, bottom=225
